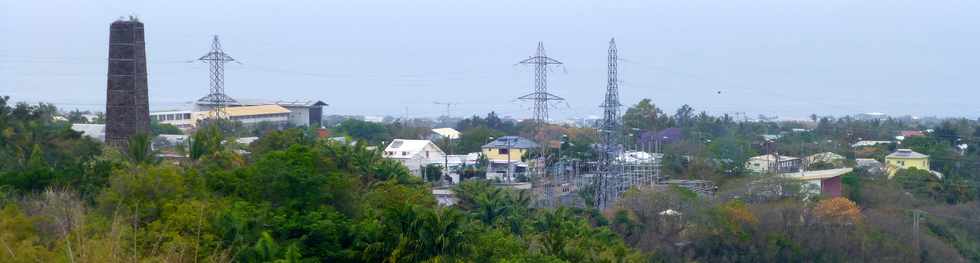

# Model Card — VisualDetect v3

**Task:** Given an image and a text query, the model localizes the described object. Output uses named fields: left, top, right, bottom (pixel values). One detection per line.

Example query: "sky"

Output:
left=2, top=0, right=979, bottom=120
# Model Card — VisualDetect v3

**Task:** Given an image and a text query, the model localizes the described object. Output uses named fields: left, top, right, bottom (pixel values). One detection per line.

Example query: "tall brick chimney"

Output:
left=105, top=17, right=149, bottom=148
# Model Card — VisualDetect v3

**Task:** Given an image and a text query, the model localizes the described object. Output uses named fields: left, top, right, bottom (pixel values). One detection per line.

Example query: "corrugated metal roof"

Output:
left=383, top=139, right=444, bottom=159
left=482, top=136, right=539, bottom=149
left=227, top=105, right=290, bottom=116
left=197, top=105, right=291, bottom=119
left=782, top=168, right=853, bottom=180
left=750, top=154, right=799, bottom=162
left=431, top=128, right=461, bottom=139
left=887, top=149, right=928, bottom=159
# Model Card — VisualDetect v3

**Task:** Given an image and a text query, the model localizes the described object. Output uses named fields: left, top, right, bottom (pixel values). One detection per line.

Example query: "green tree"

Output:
left=707, top=135, right=755, bottom=176
left=125, top=133, right=157, bottom=165
left=622, top=98, right=666, bottom=132
left=333, top=118, right=389, bottom=144
left=150, top=119, right=183, bottom=135
left=190, top=125, right=224, bottom=160
left=457, top=127, right=504, bottom=153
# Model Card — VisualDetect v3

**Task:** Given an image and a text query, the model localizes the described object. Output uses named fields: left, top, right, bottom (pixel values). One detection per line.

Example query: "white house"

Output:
left=747, top=154, right=802, bottom=174
left=382, top=139, right=446, bottom=176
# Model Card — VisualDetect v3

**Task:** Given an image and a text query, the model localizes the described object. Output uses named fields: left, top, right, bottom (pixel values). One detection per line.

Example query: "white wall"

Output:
left=283, top=106, right=311, bottom=127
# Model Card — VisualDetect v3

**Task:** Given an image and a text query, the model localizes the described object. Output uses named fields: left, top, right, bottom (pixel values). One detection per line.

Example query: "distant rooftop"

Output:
left=887, top=149, right=928, bottom=159
left=431, top=128, right=461, bottom=139
left=482, top=136, right=539, bottom=149
left=750, top=154, right=799, bottom=162
left=197, top=104, right=290, bottom=119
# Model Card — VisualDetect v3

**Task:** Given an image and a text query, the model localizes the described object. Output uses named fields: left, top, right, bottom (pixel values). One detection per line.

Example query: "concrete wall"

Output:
left=283, top=106, right=311, bottom=127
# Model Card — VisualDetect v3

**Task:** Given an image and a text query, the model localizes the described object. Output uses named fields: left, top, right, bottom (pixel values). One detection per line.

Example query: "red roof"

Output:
left=900, top=130, right=925, bottom=137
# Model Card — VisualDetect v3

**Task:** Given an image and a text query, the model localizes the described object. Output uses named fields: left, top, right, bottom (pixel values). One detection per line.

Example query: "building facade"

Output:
left=747, top=154, right=802, bottom=174
left=885, top=149, right=930, bottom=178
left=275, top=100, right=327, bottom=128
left=481, top=136, right=539, bottom=161
left=223, top=105, right=291, bottom=127
left=382, top=139, right=446, bottom=177
left=150, top=110, right=195, bottom=130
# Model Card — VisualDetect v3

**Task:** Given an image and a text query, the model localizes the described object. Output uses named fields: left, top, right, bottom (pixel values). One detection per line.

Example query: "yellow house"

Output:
left=884, top=149, right=929, bottom=178
left=481, top=136, right=539, bottom=162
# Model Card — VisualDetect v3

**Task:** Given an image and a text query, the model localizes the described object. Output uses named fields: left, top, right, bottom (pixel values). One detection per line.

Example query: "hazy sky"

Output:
left=2, top=0, right=979, bottom=120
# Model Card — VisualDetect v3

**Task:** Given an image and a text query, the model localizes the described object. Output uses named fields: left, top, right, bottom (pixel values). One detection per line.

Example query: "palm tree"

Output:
left=125, top=133, right=156, bottom=165
left=189, top=125, right=223, bottom=160
left=383, top=205, right=473, bottom=262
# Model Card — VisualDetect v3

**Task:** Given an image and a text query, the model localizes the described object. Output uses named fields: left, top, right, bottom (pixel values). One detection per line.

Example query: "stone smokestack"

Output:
left=105, top=17, right=149, bottom=148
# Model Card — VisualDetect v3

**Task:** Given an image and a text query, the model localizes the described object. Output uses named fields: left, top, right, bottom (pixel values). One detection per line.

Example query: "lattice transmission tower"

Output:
left=517, top=42, right=564, bottom=125
left=196, top=35, right=238, bottom=119
left=600, top=38, right=622, bottom=149
left=595, top=38, right=624, bottom=209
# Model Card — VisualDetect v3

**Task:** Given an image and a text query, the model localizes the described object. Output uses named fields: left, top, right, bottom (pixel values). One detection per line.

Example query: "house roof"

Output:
left=616, top=151, right=663, bottom=163
left=855, top=158, right=882, bottom=167
left=198, top=105, right=291, bottom=118
left=761, top=134, right=783, bottom=141
left=655, top=128, right=683, bottom=139
left=851, top=140, right=892, bottom=148
left=749, top=154, right=799, bottom=162
left=482, top=136, right=539, bottom=149
left=640, top=128, right=684, bottom=143
left=900, top=130, right=925, bottom=137
left=807, top=152, right=845, bottom=162
left=275, top=100, right=328, bottom=107
left=431, top=128, right=461, bottom=139
left=236, top=137, right=260, bottom=145
left=782, top=168, right=853, bottom=181
left=232, top=99, right=328, bottom=108
left=384, top=139, right=444, bottom=159
left=887, top=149, right=928, bottom=159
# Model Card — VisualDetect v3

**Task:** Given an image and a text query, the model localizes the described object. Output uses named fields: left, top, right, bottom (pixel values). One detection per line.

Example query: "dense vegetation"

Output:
left=0, top=97, right=641, bottom=262
left=2, top=95, right=980, bottom=262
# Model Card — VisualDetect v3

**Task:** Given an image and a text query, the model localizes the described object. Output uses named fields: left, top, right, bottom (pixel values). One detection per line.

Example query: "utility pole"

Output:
left=433, top=101, right=458, bottom=118
left=507, top=138, right=513, bottom=183
left=196, top=35, right=239, bottom=119
left=912, top=209, right=924, bottom=259
left=517, top=42, right=565, bottom=126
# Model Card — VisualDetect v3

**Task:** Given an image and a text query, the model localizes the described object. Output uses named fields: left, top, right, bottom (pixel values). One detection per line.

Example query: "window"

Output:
left=498, top=148, right=509, bottom=155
